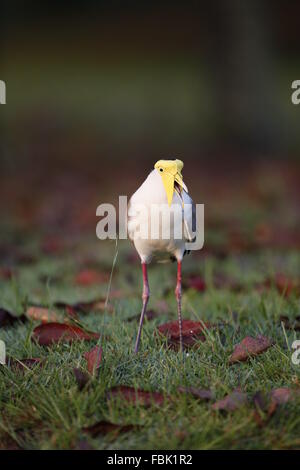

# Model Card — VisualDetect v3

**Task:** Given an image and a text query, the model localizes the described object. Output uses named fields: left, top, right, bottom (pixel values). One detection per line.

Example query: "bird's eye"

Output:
left=160, top=168, right=163, bottom=172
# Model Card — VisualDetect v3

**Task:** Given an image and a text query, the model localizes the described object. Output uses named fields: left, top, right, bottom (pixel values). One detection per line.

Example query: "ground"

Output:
left=0, top=163, right=300, bottom=450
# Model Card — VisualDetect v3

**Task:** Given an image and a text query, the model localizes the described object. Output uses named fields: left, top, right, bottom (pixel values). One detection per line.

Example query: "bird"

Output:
left=128, top=159, right=196, bottom=353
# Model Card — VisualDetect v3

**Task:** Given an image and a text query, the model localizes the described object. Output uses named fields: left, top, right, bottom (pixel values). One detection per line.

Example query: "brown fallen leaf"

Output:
left=73, top=368, right=90, bottom=391
left=107, top=385, right=165, bottom=407
left=32, top=322, right=100, bottom=346
left=274, top=274, right=299, bottom=297
left=0, top=308, right=27, bottom=327
left=252, top=391, right=269, bottom=427
left=261, top=274, right=300, bottom=297
left=157, top=319, right=213, bottom=350
left=157, top=319, right=211, bottom=339
left=84, top=345, right=102, bottom=375
left=177, top=386, right=213, bottom=401
left=271, top=387, right=298, bottom=404
left=26, top=306, right=60, bottom=323
left=268, top=387, right=300, bottom=416
left=55, top=299, right=112, bottom=315
left=83, top=421, right=137, bottom=437
left=185, top=275, right=206, bottom=292
left=74, top=269, right=109, bottom=286
left=229, top=335, right=273, bottom=364
left=76, top=299, right=113, bottom=314
left=0, top=267, right=13, bottom=280
left=212, top=389, right=247, bottom=411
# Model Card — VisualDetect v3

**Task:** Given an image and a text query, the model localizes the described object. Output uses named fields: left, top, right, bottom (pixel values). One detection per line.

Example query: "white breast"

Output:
left=128, top=169, right=193, bottom=263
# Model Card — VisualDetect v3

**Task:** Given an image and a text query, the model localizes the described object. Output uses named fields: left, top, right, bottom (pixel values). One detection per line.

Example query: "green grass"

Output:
left=0, top=239, right=300, bottom=450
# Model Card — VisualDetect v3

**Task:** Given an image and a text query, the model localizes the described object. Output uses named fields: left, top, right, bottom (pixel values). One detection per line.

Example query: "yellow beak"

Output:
left=155, top=159, right=187, bottom=206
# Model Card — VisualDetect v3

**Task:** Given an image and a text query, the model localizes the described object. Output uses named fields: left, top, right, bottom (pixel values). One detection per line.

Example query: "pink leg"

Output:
left=175, top=260, right=183, bottom=352
left=134, top=262, right=150, bottom=353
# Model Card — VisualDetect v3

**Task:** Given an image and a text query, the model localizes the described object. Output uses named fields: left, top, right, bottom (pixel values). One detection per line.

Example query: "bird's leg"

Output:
left=134, top=262, right=150, bottom=353
left=175, top=260, right=183, bottom=352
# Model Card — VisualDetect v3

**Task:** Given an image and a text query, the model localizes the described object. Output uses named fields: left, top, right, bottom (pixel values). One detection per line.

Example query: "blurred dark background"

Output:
left=0, top=0, right=299, bottom=246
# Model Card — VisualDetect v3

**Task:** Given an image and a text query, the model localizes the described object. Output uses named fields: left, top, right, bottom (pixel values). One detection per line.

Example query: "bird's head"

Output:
left=154, top=159, right=187, bottom=206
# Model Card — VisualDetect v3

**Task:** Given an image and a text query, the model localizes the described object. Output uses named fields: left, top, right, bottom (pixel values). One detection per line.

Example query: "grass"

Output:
left=0, top=238, right=300, bottom=450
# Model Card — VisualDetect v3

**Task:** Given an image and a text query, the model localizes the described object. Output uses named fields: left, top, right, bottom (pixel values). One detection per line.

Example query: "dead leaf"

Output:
left=177, top=386, right=213, bottom=401
left=26, top=306, right=60, bottom=323
left=82, top=421, right=137, bottom=437
left=157, top=319, right=211, bottom=339
left=107, top=385, right=165, bottom=407
left=270, top=387, right=298, bottom=404
left=185, top=275, right=206, bottom=292
left=262, top=274, right=300, bottom=297
left=212, top=389, right=247, bottom=411
left=0, top=308, right=26, bottom=327
left=252, top=391, right=269, bottom=427
left=84, top=345, right=102, bottom=375
left=229, top=335, right=273, bottom=364
left=0, top=267, right=13, bottom=280
left=76, top=299, right=113, bottom=314
left=74, top=269, right=109, bottom=286
left=54, top=299, right=113, bottom=317
left=32, top=322, right=100, bottom=346
left=157, top=319, right=213, bottom=349
left=73, top=368, right=90, bottom=391
left=274, top=274, right=298, bottom=297
left=268, top=387, right=300, bottom=417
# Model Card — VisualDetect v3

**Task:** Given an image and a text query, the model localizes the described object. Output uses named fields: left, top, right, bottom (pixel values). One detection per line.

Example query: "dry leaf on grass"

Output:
left=73, top=368, right=90, bottom=391
left=32, top=322, right=99, bottom=346
left=185, top=275, right=206, bottom=292
left=0, top=267, right=13, bottom=280
left=157, top=319, right=213, bottom=350
left=252, top=387, right=300, bottom=425
left=177, top=386, right=213, bottom=401
left=261, top=274, right=300, bottom=297
left=84, top=345, right=102, bottom=375
left=229, top=335, right=273, bottom=364
left=212, top=389, right=247, bottom=411
left=107, top=385, right=165, bottom=407
left=74, top=269, right=109, bottom=286
left=26, top=306, right=61, bottom=323
left=252, top=391, right=269, bottom=427
left=55, top=299, right=112, bottom=315
left=274, top=274, right=299, bottom=297
left=83, top=421, right=138, bottom=437
left=268, top=387, right=300, bottom=416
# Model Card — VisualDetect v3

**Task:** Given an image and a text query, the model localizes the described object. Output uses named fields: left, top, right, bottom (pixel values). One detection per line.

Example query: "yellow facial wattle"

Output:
left=154, top=159, right=185, bottom=206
